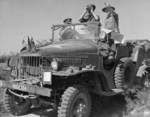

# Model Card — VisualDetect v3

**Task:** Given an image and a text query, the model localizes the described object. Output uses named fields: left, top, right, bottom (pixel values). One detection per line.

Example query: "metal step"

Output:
left=111, top=88, right=124, bottom=93
left=100, top=88, right=124, bottom=96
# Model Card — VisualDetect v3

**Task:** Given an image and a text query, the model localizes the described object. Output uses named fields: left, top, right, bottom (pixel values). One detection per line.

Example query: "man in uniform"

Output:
left=79, top=4, right=100, bottom=23
left=98, top=37, right=116, bottom=59
left=79, top=4, right=101, bottom=41
left=98, top=34, right=116, bottom=67
left=59, top=18, right=74, bottom=40
left=102, top=4, right=119, bottom=33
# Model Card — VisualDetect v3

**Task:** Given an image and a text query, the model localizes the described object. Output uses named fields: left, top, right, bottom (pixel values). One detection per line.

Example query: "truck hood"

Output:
left=20, top=40, right=98, bottom=56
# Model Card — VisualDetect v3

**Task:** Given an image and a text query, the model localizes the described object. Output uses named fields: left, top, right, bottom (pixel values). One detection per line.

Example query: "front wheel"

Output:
left=114, top=58, right=134, bottom=89
left=4, top=89, right=31, bottom=116
left=58, top=86, right=91, bottom=117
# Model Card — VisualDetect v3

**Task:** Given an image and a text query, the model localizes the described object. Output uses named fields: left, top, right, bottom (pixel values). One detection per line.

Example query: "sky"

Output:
left=0, top=0, right=150, bottom=55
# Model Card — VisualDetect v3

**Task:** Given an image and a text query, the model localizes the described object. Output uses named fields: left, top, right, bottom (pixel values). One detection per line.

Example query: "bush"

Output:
left=124, top=89, right=150, bottom=117
left=0, top=54, right=9, bottom=63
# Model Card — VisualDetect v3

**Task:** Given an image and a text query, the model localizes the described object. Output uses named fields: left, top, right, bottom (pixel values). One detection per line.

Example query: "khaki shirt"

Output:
left=105, top=13, right=119, bottom=32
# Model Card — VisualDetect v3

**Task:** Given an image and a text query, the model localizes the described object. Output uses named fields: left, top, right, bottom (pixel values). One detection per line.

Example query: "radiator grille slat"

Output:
left=61, top=58, right=82, bottom=66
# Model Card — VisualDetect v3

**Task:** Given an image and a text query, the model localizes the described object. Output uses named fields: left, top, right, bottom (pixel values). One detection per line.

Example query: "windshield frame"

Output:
left=51, top=22, right=101, bottom=42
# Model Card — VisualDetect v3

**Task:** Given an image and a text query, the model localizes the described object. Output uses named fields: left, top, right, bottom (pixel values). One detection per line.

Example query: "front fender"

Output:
left=55, top=70, right=109, bottom=92
left=53, top=69, right=105, bottom=77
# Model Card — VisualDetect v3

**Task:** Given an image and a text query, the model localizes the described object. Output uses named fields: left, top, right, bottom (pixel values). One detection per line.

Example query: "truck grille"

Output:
left=19, top=56, right=52, bottom=78
left=61, top=57, right=82, bottom=66
left=19, top=56, right=86, bottom=78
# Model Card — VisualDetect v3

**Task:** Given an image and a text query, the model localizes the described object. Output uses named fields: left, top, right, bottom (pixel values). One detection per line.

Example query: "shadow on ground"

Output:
left=25, top=94, right=127, bottom=117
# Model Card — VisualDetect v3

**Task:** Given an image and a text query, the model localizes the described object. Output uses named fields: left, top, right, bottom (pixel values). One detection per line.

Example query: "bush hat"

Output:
left=102, top=6, right=115, bottom=12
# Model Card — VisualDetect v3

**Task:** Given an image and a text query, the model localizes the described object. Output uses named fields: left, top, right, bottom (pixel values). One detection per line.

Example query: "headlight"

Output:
left=100, top=31, right=106, bottom=39
left=51, top=60, right=58, bottom=71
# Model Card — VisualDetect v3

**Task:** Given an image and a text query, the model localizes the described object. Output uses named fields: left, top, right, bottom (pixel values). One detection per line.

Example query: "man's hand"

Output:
left=104, top=2, right=108, bottom=7
left=86, top=6, right=91, bottom=11
left=108, top=55, right=114, bottom=60
left=104, top=2, right=111, bottom=7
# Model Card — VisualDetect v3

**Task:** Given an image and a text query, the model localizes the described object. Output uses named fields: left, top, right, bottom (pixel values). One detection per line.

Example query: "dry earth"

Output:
left=0, top=63, right=127, bottom=117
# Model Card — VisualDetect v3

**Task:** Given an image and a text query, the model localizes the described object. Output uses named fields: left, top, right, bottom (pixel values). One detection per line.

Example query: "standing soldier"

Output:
left=79, top=4, right=100, bottom=23
left=102, top=3, right=120, bottom=33
left=79, top=4, right=101, bottom=41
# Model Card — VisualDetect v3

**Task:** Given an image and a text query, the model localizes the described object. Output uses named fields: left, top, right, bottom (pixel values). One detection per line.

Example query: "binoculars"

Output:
left=86, top=6, right=91, bottom=11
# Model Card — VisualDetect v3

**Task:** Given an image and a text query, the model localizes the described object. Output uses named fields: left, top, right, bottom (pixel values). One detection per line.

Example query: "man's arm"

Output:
left=90, top=10, right=100, bottom=21
left=109, top=43, right=116, bottom=56
left=59, top=27, right=65, bottom=36
left=79, top=10, right=88, bottom=22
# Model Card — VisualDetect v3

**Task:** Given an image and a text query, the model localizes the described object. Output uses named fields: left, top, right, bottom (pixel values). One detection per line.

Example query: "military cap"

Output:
left=63, top=18, right=72, bottom=24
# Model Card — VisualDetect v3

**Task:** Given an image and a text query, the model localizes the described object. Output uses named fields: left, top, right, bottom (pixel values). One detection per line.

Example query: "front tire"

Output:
left=4, top=89, right=31, bottom=116
left=58, top=86, right=91, bottom=117
left=114, top=58, right=134, bottom=89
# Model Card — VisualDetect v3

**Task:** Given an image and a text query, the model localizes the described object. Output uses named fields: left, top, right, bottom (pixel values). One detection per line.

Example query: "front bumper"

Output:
left=0, top=80, right=52, bottom=97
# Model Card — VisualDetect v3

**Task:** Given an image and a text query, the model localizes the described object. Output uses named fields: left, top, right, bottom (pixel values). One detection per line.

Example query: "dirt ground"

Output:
left=0, top=63, right=127, bottom=117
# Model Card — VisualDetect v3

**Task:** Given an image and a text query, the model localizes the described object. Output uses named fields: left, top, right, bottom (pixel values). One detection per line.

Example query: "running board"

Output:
left=100, top=88, right=124, bottom=96
left=111, top=88, right=124, bottom=93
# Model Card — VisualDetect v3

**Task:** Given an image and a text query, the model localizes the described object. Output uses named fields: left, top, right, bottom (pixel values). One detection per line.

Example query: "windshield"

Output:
left=51, top=22, right=100, bottom=42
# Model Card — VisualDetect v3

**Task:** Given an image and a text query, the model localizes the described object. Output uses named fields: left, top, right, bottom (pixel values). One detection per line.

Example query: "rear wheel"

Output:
left=4, top=89, right=31, bottom=116
left=58, top=86, right=91, bottom=117
left=114, top=58, right=134, bottom=89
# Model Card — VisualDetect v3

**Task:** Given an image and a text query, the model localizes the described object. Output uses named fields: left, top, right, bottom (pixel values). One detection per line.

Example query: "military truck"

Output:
left=0, top=22, right=149, bottom=117
left=124, top=39, right=150, bottom=89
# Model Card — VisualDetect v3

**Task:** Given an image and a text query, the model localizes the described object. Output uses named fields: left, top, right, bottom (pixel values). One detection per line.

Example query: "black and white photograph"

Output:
left=0, top=0, right=150, bottom=117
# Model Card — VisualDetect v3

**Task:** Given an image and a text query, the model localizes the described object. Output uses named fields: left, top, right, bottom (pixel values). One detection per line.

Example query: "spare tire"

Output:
left=114, top=58, right=134, bottom=89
